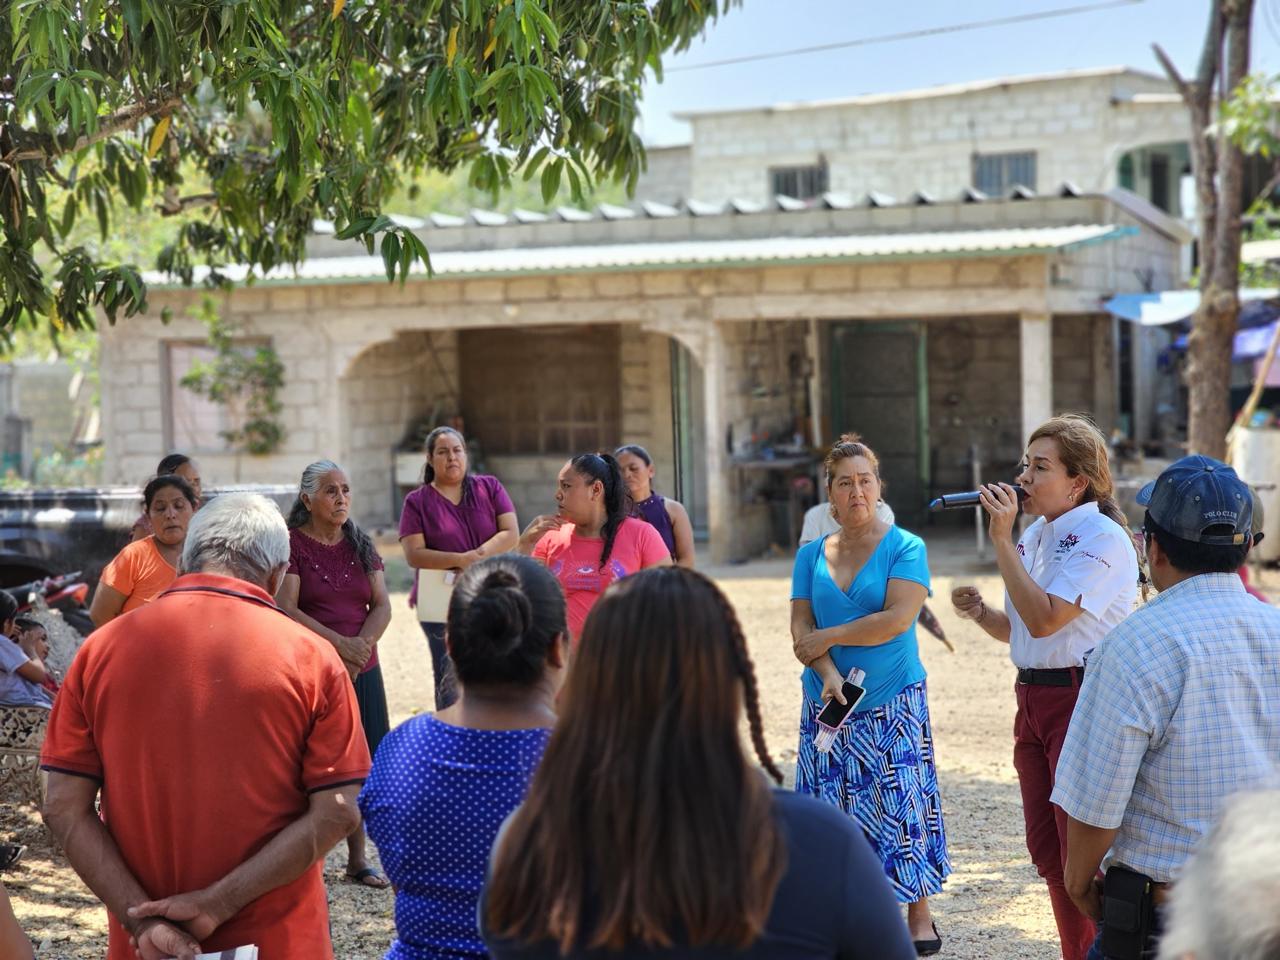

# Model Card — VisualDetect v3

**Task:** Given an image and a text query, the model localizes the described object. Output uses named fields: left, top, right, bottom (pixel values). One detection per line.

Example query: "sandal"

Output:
left=913, top=921, right=942, bottom=956
left=0, top=843, right=26, bottom=870
left=345, top=866, right=390, bottom=889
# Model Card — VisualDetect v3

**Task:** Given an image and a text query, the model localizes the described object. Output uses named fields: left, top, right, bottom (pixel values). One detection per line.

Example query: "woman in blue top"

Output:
left=791, top=434, right=951, bottom=955
left=359, top=554, right=567, bottom=960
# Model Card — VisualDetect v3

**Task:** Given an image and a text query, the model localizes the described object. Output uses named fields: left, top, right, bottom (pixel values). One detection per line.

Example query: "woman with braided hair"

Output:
left=517, top=452, right=669, bottom=641
left=791, top=434, right=950, bottom=955
left=483, top=566, right=915, bottom=959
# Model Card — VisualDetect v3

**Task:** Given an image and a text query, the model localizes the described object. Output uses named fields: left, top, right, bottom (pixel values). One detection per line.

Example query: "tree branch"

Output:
left=1154, top=5, right=1225, bottom=285
left=1152, top=43, right=1191, bottom=100
left=1195, top=1, right=1224, bottom=93
left=1210, top=0, right=1254, bottom=292
left=4, top=94, right=185, bottom=165
left=1247, top=161, right=1280, bottom=212
left=156, top=193, right=218, bottom=216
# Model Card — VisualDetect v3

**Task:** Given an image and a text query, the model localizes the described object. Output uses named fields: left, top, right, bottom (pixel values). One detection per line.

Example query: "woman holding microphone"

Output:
left=951, top=414, right=1140, bottom=960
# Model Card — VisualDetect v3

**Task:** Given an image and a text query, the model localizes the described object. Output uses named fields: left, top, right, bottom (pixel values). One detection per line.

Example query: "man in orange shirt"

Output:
left=41, top=493, right=371, bottom=960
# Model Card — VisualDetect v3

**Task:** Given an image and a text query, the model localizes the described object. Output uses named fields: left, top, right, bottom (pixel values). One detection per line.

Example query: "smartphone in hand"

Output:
left=816, top=679, right=867, bottom=731
left=813, top=668, right=867, bottom=753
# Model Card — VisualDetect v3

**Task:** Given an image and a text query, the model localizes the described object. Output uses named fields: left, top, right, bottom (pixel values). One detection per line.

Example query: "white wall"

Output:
left=685, top=70, right=1185, bottom=203
left=632, top=145, right=692, bottom=205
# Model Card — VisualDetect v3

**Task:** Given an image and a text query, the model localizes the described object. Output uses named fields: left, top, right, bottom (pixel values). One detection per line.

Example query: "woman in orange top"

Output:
left=131, top=453, right=203, bottom=541
left=90, top=476, right=198, bottom=628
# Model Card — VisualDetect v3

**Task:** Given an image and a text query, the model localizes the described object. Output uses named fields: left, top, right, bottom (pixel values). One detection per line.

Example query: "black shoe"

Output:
left=913, top=921, right=941, bottom=956
left=0, top=843, right=26, bottom=870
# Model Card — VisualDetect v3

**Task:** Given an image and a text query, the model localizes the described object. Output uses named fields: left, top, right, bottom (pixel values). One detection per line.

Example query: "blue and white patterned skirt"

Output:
left=795, top=680, right=951, bottom=903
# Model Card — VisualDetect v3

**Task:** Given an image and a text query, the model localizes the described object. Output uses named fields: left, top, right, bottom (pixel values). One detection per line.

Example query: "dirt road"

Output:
left=7, top=535, right=1276, bottom=958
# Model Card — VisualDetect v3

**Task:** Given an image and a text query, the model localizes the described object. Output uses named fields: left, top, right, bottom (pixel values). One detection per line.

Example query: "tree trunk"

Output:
left=1185, top=285, right=1239, bottom=457
left=1160, top=0, right=1254, bottom=459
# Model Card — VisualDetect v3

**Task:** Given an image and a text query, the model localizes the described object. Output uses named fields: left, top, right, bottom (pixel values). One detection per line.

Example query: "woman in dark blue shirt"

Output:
left=359, top=555, right=567, bottom=960
left=482, top=566, right=915, bottom=960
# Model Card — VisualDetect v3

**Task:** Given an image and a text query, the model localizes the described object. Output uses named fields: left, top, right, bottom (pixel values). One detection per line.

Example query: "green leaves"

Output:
left=540, top=156, right=563, bottom=204
left=336, top=216, right=431, bottom=284
left=119, top=0, right=143, bottom=40
left=1, top=0, right=738, bottom=334
left=1219, top=74, right=1280, bottom=164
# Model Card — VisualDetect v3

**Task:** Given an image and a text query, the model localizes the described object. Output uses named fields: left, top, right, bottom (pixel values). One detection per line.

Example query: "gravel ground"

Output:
left=6, top=533, right=1278, bottom=959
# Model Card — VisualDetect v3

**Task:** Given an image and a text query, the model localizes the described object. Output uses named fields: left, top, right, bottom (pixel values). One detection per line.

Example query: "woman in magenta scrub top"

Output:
left=399, top=426, right=518, bottom=708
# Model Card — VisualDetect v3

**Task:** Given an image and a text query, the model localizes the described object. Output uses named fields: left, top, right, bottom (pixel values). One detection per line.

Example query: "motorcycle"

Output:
left=6, top=570, right=94, bottom=637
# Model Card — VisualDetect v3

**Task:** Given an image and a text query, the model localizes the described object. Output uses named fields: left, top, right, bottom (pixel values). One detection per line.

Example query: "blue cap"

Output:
left=1136, top=455, right=1253, bottom=546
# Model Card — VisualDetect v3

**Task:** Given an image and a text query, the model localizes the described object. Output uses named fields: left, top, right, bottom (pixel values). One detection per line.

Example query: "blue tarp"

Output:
left=1172, top=319, right=1280, bottom=360
left=1104, top=288, right=1279, bottom=326
left=1105, top=289, right=1280, bottom=361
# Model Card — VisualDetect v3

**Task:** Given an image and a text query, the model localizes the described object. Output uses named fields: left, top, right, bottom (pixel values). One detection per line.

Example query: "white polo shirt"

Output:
left=798, top=500, right=895, bottom=546
left=1006, top=500, right=1139, bottom=669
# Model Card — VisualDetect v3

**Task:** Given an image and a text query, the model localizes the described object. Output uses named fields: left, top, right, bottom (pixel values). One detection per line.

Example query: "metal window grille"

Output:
left=460, top=326, right=621, bottom=455
left=770, top=162, right=829, bottom=201
left=973, top=151, right=1037, bottom=196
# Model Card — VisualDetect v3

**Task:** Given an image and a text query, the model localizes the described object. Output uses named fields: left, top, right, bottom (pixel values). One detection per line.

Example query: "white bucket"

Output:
left=1231, top=428, right=1280, bottom=563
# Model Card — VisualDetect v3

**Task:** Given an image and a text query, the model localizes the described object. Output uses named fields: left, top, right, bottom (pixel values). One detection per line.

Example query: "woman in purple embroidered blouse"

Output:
left=399, top=427, right=519, bottom=710
left=278, top=459, right=393, bottom=889
left=615, top=445, right=695, bottom=567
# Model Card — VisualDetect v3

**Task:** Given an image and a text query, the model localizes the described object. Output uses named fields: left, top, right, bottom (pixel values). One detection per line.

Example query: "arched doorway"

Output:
left=338, top=330, right=460, bottom=526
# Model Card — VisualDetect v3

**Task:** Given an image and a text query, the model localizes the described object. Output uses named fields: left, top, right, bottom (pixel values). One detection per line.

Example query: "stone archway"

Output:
left=337, top=330, right=460, bottom=525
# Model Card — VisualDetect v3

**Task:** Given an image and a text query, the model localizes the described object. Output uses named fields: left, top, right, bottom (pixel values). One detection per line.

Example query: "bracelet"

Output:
left=975, top=601, right=988, bottom=624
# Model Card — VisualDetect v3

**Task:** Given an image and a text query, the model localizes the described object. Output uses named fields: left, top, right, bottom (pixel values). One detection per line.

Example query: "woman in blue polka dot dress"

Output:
left=359, top=555, right=568, bottom=960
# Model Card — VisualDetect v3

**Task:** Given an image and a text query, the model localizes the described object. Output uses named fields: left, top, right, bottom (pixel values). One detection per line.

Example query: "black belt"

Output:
left=1016, top=666, right=1084, bottom=687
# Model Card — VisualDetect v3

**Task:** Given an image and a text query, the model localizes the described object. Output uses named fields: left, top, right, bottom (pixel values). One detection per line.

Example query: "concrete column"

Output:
left=1131, top=325, right=1154, bottom=445
left=1020, top=311, right=1053, bottom=443
left=331, top=336, right=372, bottom=507
left=704, top=322, right=731, bottom=564
left=806, top=317, right=824, bottom=449
left=1092, top=315, right=1118, bottom=436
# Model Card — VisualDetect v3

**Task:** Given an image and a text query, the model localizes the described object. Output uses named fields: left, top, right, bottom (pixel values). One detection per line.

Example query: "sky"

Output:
left=637, top=0, right=1280, bottom=145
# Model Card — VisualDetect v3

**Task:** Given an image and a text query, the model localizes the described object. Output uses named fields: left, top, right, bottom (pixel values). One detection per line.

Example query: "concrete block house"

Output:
left=100, top=67, right=1192, bottom=562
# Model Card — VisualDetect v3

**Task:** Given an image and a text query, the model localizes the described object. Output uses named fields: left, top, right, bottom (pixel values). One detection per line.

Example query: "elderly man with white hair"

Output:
left=41, top=494, right=370, bottom=960
left=1157, top=790, right=1280, bottom=960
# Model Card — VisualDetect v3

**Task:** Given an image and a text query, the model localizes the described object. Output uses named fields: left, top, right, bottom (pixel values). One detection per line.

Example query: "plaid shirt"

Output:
left=1051, top=572, right=1280, bottom=882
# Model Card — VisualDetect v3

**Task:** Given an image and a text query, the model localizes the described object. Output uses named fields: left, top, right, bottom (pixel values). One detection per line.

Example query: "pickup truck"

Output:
left=0, top=484, right=298, bottom=592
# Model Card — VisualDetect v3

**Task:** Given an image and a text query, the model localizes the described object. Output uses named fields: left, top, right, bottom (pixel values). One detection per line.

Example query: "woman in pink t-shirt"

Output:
left=518, top=453, right=670, bottom=641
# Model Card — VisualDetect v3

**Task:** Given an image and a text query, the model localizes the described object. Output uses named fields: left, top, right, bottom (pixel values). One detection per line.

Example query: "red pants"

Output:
left=1014, top=679, right=1097, bottom=960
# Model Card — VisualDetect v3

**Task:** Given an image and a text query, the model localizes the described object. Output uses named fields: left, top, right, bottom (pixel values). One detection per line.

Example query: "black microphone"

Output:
left=929, top=486, right=1028, bottom=512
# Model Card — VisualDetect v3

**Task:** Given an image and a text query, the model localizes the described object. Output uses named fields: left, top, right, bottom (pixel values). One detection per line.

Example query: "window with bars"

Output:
left=972, top=151, right=1037, bottom=196
left=460, top=326, right=621, bottom=455
left=769, top=162, right=829, bottom=201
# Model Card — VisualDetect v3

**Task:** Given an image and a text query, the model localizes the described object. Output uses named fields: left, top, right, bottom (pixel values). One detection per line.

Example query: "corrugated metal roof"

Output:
left=305, top=182, right=1105, bottom=235
left=145, top=224, right=1135, bottom=288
